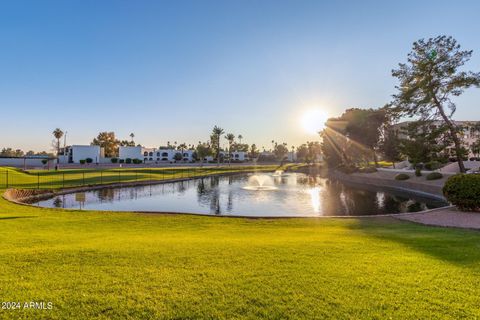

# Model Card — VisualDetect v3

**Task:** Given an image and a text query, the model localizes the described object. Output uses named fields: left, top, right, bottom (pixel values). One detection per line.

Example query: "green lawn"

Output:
left=1, top=189, right=480, bottom=319
left=0, top=165, right=290, bottom=189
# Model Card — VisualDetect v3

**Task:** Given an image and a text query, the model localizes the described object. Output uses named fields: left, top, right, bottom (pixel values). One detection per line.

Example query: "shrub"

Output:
left=132, top=158, right=142, bottom=164
left=125, top=158, right=132, bottom=164
left=119, top=159, right=125, bottom=164
left=86, top=158, right=93, bottom=164
left=443, top=174, right=480, bottom=211
left=111, top=158, right=118, bottom=163
left=395, top=173, right=410, bottom=181
left=415, top=167, right=422, bottom=177
left=426, top=172, right=443, bottom=180
left=79, top=159, right=86, bottom=165
left=41, top=159, right=48, bottom=165
left=425, top=161, right=441, bottom=171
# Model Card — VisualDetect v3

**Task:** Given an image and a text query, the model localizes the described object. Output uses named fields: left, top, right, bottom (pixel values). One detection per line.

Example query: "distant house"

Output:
left=119, top=146, right=195, bottom=163
left=58, top=145, right=104, bottom=164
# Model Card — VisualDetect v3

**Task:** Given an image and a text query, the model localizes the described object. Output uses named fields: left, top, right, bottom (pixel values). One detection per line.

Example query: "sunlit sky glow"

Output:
left=1, top=0, right=479, bottom=152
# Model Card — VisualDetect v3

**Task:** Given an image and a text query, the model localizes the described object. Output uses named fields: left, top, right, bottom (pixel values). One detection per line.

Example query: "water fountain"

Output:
left=242, top=174, right=278, bottom=191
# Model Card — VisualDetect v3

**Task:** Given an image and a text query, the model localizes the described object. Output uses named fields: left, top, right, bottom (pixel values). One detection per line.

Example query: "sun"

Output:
left=301, top=109, right=329, bottom=134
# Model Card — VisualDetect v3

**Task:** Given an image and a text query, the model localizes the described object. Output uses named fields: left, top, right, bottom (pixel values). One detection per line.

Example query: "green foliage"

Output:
left=426, top=172, right=443, bottom=180
left=415, top=167, right=422, bottom=177
left=273, top=142, right=289, bottom=162
left=443, top=174, right=480, bottom=211
left=91, top=131, right=119, bottom=158
left=379, top=127, right=403, bottom=164
left=173, top=153, right=183, bottom=161
left=41, top=159, right=48, bottom=165
left=391, top=36, right=480, bottom=173
left=111, top=158, right=118, bottom=163
left=195, top=143, right=212, bottom=162
left=132, top=158, right=142, bottom=164
left=395, top=173, right=410, bottom=180
left=125, top=158, right=132, bottom=164
left=425, top=161, right=442, bottom=171
left=86, top=158, right=93, bottom=164
left=79, top=159, right=86, bottom=165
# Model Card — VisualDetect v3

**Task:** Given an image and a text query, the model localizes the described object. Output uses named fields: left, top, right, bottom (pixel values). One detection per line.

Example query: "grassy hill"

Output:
left=1, top=191, right=480, bottom=319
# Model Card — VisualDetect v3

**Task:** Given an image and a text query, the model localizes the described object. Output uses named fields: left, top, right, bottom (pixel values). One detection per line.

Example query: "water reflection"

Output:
left=34, top=173, right=448, bottom=217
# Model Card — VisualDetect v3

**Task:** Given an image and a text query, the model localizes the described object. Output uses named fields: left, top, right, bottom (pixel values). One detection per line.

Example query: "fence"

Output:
left=0, top=166, right=277, bottom=190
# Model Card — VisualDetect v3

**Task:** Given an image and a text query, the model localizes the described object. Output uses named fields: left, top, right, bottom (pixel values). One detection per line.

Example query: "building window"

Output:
left=144, top=152, right=148, bottom=156
left=149, top=158, right=153, bottom=161
left=149, top=152, right=153, bottom=156
left=144, top=158, right=148, bottom=161
left=157, top=152, right=160, bottom=156
left=162, top=152, right=168, bottom=157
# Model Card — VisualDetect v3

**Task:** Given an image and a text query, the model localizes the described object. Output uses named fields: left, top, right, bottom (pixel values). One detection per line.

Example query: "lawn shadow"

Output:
left=347, top=216, right=480, bottom=266
left=0, top=216, right=38, bottom=220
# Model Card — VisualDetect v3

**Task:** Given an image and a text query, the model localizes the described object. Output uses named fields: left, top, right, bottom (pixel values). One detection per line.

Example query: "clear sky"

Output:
left=1, top=0, right=479, bottom=152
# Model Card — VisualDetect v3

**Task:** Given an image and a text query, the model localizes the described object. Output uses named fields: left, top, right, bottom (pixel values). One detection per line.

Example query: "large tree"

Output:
left=91, top=132, right=120, bottom=158
left=391, top=36, right=480, bottom=173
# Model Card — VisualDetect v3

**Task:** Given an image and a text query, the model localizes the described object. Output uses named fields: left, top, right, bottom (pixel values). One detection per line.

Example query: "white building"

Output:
left=392, top=120, right=480, bottom=158
left=230, top=151, right=248, bottom=162
left=118, top=146, right=195, bottom=163
left=59, top=145, right=103, bottom=164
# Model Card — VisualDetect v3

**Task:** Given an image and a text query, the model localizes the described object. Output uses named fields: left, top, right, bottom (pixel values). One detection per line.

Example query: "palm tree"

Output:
left=129, top=133, right=135, bottom=143
left=212, top=126, right=225, bottom=166
left=225, top=133, right=235, bottom=165
left=238, top=134, right=243, bottom=144
left=52, top=128, right=64, bottom=156
left=178, top=143, right=188, bottom=161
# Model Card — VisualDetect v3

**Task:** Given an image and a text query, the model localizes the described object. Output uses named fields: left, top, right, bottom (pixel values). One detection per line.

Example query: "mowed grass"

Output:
left=0, top=165, right=287, bottom=189
left=1, top=192, right=480, bottom=319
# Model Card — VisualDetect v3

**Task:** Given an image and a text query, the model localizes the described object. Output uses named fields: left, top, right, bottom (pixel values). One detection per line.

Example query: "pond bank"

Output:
left=329, top=170, right=447, bottom=200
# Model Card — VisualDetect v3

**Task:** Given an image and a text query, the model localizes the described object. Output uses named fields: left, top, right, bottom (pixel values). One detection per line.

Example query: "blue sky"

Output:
left=1, top=0, right=479, bottom=152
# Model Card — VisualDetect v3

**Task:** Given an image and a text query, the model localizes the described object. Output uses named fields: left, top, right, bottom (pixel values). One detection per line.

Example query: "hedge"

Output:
left=443, top=174, right=480, bottom=211
left=395, top=173, right=410, bottom=181
left=426, top=172, right=443, bottom=180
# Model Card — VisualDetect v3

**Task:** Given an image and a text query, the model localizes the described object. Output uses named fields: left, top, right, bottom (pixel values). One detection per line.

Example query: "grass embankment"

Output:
left=1, top=194, right=480, bottom=319
left=1, top=163, right=479, bottom=319
left=0, top=164, right=293, bottom=189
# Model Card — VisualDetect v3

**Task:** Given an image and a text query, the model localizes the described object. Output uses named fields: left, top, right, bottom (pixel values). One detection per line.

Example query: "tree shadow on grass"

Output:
left=347, top=217, right=480, bottom=266
left=0, top=216, right=37, bottom=220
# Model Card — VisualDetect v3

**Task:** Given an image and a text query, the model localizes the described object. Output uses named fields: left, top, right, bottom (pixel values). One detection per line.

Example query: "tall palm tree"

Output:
left=238, top=134, right=243, bottom=144
left=212, top=126, right=225, bottom=166
left=129, top=133, right=135, bottom=143
left=52, top=128, right=64, bottom=156
left=225, top=133, right=235, bottom=165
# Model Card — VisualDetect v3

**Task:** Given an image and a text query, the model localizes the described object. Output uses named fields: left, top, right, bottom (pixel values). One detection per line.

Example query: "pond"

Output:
left=32, top=172, right=447, bottom=217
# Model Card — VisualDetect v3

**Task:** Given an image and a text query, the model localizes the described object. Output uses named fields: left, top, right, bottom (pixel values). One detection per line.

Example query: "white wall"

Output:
left=119, top=146, right=142, bottom=160
left=0, top=157, right=53, bottom=168
left=71, top=145, right=101, bottom=163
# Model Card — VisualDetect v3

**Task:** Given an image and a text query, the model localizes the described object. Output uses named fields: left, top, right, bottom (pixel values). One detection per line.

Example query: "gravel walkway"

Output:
left=395, top=207, right=480, bottom=230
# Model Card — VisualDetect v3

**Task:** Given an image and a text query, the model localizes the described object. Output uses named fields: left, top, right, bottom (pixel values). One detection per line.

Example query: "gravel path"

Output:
left=395, top=207, right=480, bottom=230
